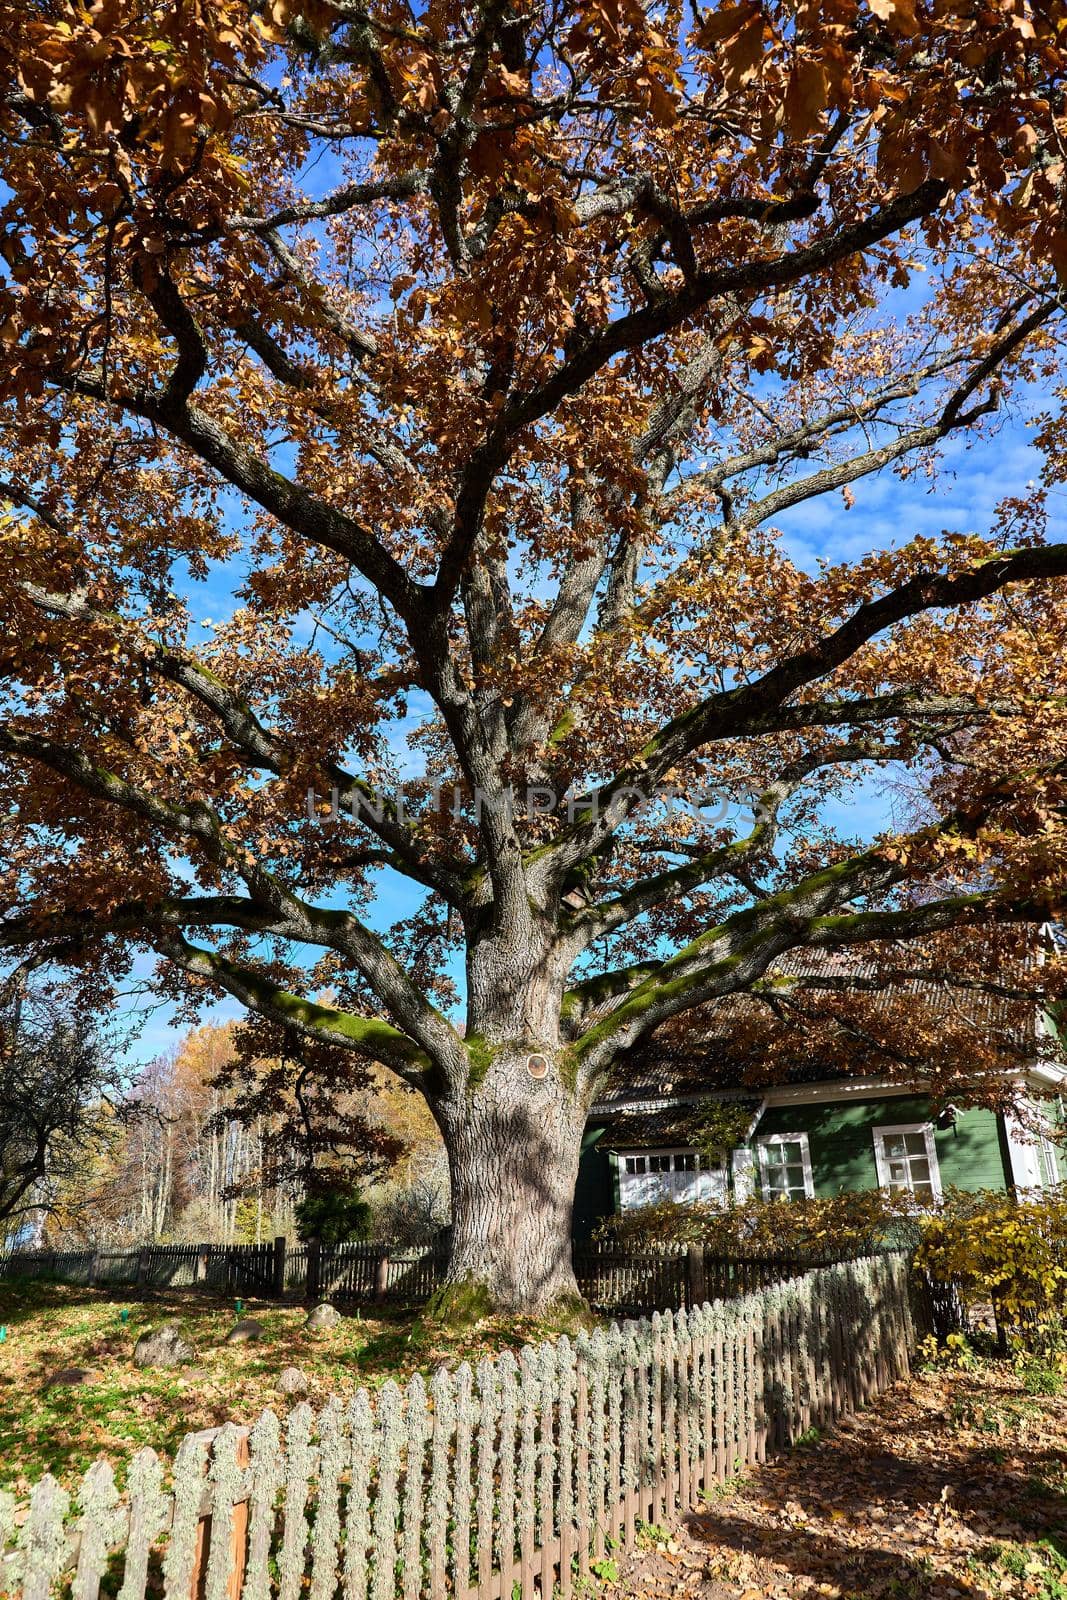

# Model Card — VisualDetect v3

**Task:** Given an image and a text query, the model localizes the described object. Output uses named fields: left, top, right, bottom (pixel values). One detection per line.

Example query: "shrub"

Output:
left=295, top=1183, right=372, bottom=1247
left=594, top=1188, right=920, bottom=1255
left=914, top=1188, right=1067, bottom=1345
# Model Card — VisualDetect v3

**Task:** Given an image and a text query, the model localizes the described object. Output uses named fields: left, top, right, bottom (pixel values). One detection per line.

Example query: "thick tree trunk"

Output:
left=436, top=1050, right=585, bottom=1314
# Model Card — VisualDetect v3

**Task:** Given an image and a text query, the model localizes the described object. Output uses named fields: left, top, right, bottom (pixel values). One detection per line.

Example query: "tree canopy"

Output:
left=2, top=0, right=1067, bottom=1306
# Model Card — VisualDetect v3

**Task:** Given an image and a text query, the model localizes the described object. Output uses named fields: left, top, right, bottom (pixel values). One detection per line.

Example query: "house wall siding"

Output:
left=572, top=1127, right=615, bottom=1239
left=754, top=1095, right=1009, bottom=1196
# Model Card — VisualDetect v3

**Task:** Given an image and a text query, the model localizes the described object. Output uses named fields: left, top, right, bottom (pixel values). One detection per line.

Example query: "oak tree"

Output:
left=2, top=0, right=1067, bottom=1309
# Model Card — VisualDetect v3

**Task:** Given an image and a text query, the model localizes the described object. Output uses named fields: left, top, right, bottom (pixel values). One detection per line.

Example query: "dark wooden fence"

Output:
left=0, top=1237, right=888, bottom=1315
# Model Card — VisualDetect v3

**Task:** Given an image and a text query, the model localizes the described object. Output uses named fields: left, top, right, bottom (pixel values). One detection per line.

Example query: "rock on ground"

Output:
left=304, top=1302, right=341, bottom=1331
left=275, top=1367, right=308, bottom=1396
left=133, top=1323, right=193, bottom=1368
left=225, top=1318, right=266, bottom=1344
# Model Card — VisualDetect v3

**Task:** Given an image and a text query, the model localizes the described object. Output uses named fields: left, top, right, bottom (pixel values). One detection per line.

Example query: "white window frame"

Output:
left=1036, top=1112, right=1062, bottom=1189
left=755, top=1132, right=814, bottom=1201
left=616, top=1147, right=727, bottom=1210
left=872, top=1122, right=943, bottom=1205
left=1005, top=1103, right=1064, bottom=1192
left=1038, top=1135, right=1061, bottom=1189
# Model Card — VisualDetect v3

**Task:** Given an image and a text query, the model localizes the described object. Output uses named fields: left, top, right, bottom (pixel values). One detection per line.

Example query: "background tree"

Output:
left=0, top=982, right=127, bottom=1244
left=2, top=0, right=1067, bottom=1310
left=295, top=1178, right=372, bottom=1247
left=42, top=1019, right=414, bottom=1246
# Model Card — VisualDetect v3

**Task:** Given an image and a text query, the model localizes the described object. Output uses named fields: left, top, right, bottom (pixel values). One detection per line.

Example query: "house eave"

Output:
left=590, top=1059, right=1067, bottom=1127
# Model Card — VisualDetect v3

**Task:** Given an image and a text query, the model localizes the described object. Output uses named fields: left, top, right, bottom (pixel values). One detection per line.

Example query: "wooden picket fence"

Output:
left=0, top=1242, right=280, bottom=1298
left=0, top=1238, right=879, bottom=1315
left=0, top=1253, right=917, bottom=1600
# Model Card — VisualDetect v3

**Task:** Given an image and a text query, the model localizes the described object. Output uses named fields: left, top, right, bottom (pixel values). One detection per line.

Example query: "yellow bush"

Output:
left=914, top=1188, right=1067, bottom=1337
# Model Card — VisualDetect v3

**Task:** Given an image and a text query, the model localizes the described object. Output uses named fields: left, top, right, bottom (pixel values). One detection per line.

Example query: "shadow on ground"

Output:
left=619, top=1364, right=1067, bottom=1599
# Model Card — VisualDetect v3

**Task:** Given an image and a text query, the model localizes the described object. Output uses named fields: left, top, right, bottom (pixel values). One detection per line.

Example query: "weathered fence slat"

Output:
left=72, top=1459, right=121, bottom=1600
left=621, top=1328, right=638, bottom=1549
left=117, top=1448, right=166, bottom=1600
left=242, top=1412, right=281, bottom=1600
left=536, top=1342, right=557, bottom=1600
left=517, top=1347, right=538, bottom=1600
left=402, top=1375, right=428, bottom=1600
left=343, top=1391, right=374, bottom=1600
left=556, top=1338, right=576, bottom=1600
left=473, top=1359, right=495, bottom=1600
left=495, top=1352, right=519, bottom=1600
left=162, top=1434, right=207, bottom=1600
left=370, top=1383, right=403, bottom=1600
left=277, top=1404, right=314, bottom=1600
left=573, top=1352, right=591, bottom=1584
left=202, top=1425, right=245, bottom=1600
left=309, top=1399, right=346, bottom=1600
left=450, top=1365, right=473, bottom=1600
left=425, top=1368, right=454, bottom=1600
left=19, top=1474, right=70, bottom=1600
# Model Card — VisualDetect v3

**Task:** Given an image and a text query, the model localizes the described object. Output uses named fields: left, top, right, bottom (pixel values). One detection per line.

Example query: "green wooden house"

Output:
left=574, top=947, right=1067, bottom=1237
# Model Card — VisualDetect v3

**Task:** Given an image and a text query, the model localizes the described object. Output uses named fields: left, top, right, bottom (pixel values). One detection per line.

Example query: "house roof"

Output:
left=594, top=943, right=1058, bottom=1110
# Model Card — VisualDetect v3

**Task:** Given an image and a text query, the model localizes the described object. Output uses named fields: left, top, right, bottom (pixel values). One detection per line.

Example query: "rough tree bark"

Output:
left=434, top=1050, right=586, bottom=1313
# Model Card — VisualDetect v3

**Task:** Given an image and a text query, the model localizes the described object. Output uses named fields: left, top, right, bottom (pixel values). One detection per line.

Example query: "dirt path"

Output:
left=616, top=1361, right=1067, bottom=1599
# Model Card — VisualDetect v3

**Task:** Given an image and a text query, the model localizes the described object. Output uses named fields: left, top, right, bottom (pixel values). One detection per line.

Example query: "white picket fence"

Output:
left=0, top=1254, right=916, bottom=1600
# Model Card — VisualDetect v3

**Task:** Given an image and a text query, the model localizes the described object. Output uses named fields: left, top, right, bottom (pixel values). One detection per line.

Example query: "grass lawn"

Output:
left=0, top=1279, right=585, bottom=1497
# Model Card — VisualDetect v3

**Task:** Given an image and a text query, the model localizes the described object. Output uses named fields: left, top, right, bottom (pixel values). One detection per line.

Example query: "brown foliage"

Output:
left=0, top=0, right=1066, bottom=1154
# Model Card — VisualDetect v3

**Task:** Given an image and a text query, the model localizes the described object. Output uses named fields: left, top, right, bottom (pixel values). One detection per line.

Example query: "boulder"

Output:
left=133, top=1323, right=193, bottom=1369
left=275, top=1367, right=308, bottom=1396
left=304, top=1302, right=341, bottom=1331
left=225, top=1318, right=266, bottom=1344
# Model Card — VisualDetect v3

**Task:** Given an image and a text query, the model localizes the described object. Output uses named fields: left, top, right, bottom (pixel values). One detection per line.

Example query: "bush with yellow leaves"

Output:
left=914, top=1188, right=1067, bottom=1343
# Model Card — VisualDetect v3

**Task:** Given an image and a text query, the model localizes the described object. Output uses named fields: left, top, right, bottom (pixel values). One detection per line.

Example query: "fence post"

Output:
left=87, top=1250, right=99, bottom=1288
left=688, top=1245, right=706, bottom=1308
left=306, top=1237, right=321, bottom=1304
left=375, top=1250, right=390, bottom=1303
left=272, top=1236, right=287, bottom=1300
left=196, top=1246, right=209, bottom=1287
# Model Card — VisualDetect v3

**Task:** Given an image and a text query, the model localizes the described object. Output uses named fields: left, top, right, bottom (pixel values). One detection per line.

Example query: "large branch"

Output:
left=0, top=724, right=468, bottom=1077
left=153, top=931, right=437, bottom=1086
left=432, top=179, right=950, bottom=606
left=236, top=168, right=429, bottom=232
left=0, top=896, right=296, bottom=950
left=566, top=737, right=912, bottom=948
left=508, top=331, right=735, bottom=759
left=48, top=361, right=421, bottom=624
left=17, top=576, right=468, bottom=905
left=570, top=876, right=1057, bottom=1086
left=736, top=299, right=1059, bottom=531
left=540, top=540, right=1067, bottom=881
left=513, top=298, right=1058, bottom=770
